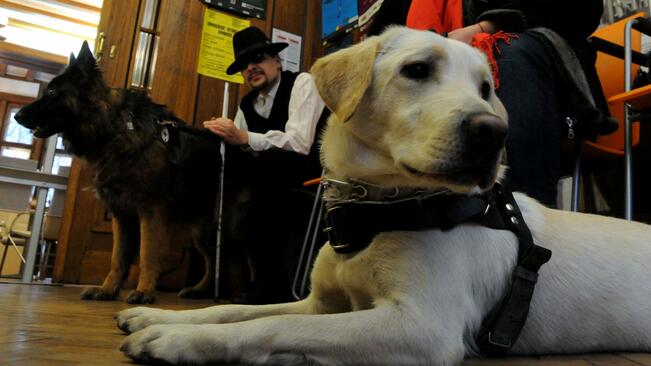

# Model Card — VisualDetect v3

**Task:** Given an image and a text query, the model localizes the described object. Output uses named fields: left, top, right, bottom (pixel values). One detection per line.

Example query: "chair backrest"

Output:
left=590, top=12, right=644, bottom=153
left=42, top=215, right=62, bottom=240
left=0, top=156, right=37, bottom=212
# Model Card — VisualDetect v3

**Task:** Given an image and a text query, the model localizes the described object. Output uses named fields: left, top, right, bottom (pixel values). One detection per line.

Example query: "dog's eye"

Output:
left=47, top=88, right=57, bottom=97
left=480, top=81, right=491, bottom=100
left=401, top=63, right=430, bottom=80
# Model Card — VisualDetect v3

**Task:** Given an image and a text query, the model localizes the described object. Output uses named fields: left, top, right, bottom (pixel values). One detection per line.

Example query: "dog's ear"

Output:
left=75, top=40, right=99, bottom=74
left=311, top=37, right=378, bottom=122
left=69, top=52, right=76, bottom=65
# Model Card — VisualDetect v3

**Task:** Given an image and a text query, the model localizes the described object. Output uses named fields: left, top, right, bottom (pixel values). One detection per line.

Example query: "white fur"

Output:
left=117, top=28, right=651, bottom=365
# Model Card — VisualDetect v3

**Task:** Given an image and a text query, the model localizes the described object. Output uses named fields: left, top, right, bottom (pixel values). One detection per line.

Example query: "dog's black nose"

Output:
left=462, top=113, right=507, bottom=150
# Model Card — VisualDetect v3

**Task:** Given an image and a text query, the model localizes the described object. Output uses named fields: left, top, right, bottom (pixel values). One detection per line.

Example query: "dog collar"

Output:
left=323, top=181, right=486, bottom=254
left=322, top=178, right=446, bottom=203
left=323, top=181, right=551, bottom=356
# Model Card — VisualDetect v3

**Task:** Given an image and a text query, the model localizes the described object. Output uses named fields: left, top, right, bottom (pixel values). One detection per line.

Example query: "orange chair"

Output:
left=573, top=12, right=651, bottom=220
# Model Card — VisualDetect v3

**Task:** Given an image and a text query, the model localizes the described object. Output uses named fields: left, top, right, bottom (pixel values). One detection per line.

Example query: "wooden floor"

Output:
left=2, top=283, right=651, bottom=366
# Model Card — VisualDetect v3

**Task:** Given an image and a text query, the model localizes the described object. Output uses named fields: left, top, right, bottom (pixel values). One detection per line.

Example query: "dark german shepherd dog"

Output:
left=15, top=41, right=223, bottom=304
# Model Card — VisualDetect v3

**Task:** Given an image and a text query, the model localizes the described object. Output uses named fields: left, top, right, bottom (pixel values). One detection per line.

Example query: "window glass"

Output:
left=141, top=0, right=159, bottom=29
left=3, top=107, right=33, bottom=145
left=52, top=154, right=72, bottom=175
left=56, top=136, right=65, bottom=150
left=1, top=146, right=31, bottom=159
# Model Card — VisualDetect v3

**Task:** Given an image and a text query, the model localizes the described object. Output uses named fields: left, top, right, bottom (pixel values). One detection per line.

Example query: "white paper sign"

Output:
left=272, top=28, right=302, bottom=73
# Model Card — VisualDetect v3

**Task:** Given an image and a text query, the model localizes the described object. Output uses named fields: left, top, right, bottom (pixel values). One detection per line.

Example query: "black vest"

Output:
left=240, top=70, right=329, bottom=182
left=241, top=70, right=298, bottom=134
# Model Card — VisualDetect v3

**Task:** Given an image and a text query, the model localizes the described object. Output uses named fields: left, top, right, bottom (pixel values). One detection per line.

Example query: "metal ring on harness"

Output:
left=160, top=126, right=170, bottom=143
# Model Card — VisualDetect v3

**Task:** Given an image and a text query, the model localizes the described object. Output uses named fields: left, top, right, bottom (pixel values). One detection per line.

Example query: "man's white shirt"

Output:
left=233, top=72, right=326, bottom=155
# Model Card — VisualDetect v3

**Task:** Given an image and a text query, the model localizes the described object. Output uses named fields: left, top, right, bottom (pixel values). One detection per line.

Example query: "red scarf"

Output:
left=471, top=32, right=517, bottom=89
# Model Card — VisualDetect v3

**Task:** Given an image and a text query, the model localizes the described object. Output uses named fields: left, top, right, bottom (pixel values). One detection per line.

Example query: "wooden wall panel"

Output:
left=149, top=0, right=204, bottom=123
left=271, top=0, right=306, bottom=35
left=303, top=0, right=323, bottom=71
left=194, top=76, right=241, bottom=125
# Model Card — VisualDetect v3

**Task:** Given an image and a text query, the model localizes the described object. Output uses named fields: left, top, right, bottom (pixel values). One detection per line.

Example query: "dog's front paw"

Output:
left=80, top=286, right=118, bottom=301
left=116, top=307, right=177, bottom=334
left=120, top=324, right=223, bottom=365
left=126, top=290, right=156, bottom=304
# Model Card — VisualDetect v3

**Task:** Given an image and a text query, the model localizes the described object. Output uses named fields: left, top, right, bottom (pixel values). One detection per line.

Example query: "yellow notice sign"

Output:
left=197, top=9, right=250, bottom=83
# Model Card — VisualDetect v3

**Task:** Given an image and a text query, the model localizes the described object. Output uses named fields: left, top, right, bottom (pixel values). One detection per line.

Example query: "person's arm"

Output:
left=475, top=0, right=603, bottom=40
left=246, top=73, right=326, bottom=155
left=202, top=108, right=249, bottom=145
left=448, top=20, right=497, bottom=44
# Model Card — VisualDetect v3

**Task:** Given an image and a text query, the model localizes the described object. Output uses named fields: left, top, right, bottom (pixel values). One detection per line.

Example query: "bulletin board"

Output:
left=197, top=9, right=250, bottom=83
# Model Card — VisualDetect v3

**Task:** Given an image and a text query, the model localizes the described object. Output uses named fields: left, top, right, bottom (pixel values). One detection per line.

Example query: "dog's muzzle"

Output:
left=14, top=108, right=57, bottom=138
left=452, top=112, right=507, bottom=188
left=462, top=113, right=507, bottom=152
left=13, top=109, right=31, bottom=128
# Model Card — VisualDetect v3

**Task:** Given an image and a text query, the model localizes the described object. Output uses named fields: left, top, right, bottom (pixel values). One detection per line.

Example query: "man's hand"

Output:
left=203, top=117, right=249, bottom=145
left=448, top=21, right=496, bottom=44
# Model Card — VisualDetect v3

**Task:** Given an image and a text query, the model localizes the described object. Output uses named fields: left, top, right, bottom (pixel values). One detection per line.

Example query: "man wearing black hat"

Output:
left=204, top=26, right=328, bottom=304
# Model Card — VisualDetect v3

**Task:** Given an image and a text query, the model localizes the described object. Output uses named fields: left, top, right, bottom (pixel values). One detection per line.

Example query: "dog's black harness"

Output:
left=323, top=180, right=551, bottom=356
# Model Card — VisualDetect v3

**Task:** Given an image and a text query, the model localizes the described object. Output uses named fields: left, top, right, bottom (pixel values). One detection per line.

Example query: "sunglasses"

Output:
left=245, top=52, right=268, bottom=65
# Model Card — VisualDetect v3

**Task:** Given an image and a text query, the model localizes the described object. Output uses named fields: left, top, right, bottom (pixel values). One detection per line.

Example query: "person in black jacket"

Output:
left=204, top=27, right=328, bottom=304
left=370, top=0, right=615, bottom=207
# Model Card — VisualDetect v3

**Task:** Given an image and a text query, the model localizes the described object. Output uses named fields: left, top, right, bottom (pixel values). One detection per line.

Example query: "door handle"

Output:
left=95, top=31, right=106, bottom=61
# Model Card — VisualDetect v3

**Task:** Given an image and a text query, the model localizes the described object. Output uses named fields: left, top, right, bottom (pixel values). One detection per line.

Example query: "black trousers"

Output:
left=223, top=148, right=319, bottom=303
left=494, top=32, right=562, bottom=207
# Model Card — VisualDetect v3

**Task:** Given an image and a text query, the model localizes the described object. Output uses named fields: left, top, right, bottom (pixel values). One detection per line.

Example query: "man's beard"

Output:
left=251, top=78, right=269, bottom=92
left=249, top=73, right=279, bottom=93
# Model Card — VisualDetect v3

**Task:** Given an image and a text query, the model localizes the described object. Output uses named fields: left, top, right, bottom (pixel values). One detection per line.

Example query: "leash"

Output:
left=322, top=179, right=551, bottom=355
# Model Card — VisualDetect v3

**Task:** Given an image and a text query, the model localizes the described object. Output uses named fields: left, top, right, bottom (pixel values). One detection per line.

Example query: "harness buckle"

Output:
left=330, top=242, right=351, bottom=250
left=325, top=205, right=350, bottom=250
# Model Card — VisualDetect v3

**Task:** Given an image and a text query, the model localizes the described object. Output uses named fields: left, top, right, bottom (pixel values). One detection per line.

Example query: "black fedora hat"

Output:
left=226, top=26, right=288, bottom=75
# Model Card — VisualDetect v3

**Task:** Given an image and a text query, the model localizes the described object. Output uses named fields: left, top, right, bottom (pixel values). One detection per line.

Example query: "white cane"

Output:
left=214, top=82, right=229, bottom=299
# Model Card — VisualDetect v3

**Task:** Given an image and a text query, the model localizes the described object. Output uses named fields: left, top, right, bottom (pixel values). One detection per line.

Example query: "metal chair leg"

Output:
left=571, top=137, right=582, bottom=212
left=292, top=173, right=325, bottom=300
left=624, top=20, right=635, bottom=221
left=0, top=242, right=9, bottom=277
left=36, top=240, right=51, bottom=280
left=624, top=105, right=633, bottom=221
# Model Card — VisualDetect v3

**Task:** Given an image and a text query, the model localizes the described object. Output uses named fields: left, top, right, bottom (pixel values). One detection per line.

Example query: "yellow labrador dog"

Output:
left=117, top=27, right=651, bottom=365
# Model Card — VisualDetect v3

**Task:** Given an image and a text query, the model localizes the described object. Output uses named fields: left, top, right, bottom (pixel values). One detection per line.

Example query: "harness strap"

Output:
left=323, top=182, right=551, bottom=354
left=475, top=184, right=552, bottom=355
